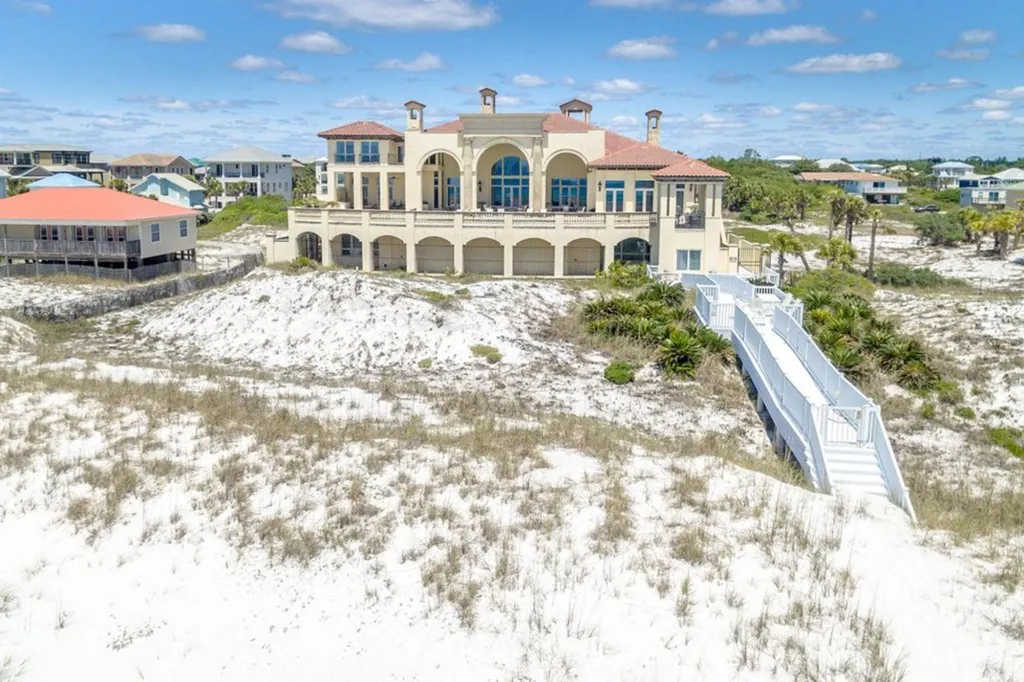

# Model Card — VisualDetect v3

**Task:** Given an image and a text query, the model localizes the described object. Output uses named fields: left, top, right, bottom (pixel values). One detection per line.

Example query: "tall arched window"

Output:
left=490, top=156, right=529, bottom=208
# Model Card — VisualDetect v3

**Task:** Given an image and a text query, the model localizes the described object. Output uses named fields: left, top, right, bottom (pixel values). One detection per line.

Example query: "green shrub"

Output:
left=827, top=346, right=866, bottom=380
left=788, top=268, right=875, bottom=300
left=288, top=256, right=320, bottom=271
left=954, top=406, right=976, bottom=420
left=637, top=281, right=686, bottom=307
left=659, top=330, right=704, bottom=378
left=935, top=379, right=964, bottom=405
left=604, top=361, right=636, bottom=385
left=596, top=261, right=649, bottom=289
left=897, top=360, right=940, bottom=391
left=470, top=344, right=502, bottom=364
left=912, top=213, right=967, bottom=246
left=919, top=402, right=937, bottom=420
left=419, top=290, right=456, bottom=307
left=871, top=263, right=965, bottom=288
left=418, top=358, right=433, bottom=369
left=989, top=427, right=1024, bottom=458
left=201, top=195, right=289, bottom=239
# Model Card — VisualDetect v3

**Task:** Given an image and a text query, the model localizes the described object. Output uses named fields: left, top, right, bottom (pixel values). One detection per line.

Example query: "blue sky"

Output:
left=2, top=0, right=1023, bottom=160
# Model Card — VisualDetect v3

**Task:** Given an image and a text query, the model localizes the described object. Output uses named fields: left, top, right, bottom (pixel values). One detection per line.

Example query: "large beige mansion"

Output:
left=266, top=89, right=753, bottom=276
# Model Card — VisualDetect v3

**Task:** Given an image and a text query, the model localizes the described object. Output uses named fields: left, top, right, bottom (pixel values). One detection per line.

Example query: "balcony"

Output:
left=334, top=153, right=403, bottom=165
left=291, top=208, right=661, bottom=232
left=676, top=212, right=705, bottom=230
left=0, top=239, right=142, bottom=258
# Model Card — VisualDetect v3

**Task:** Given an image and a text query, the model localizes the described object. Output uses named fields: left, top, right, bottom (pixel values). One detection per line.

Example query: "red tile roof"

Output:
left=317, top=121, right=404, bottom=139
left=651, top=157, right=730, bottom=179
left=0, top=187, right=198, bottom=224
left=589, top=142, right=683, bottom=169
left=424, top=119, right=464, bottom=134
left=603, top=130, right=640, bottom=154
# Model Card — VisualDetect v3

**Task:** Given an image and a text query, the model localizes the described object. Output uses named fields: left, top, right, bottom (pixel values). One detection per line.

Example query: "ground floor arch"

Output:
left=297, top=232, right=322, bottom=264
left=373, top=235, right=406, bottom=271
left=329, top=233, right=362, bottom=268
left=416, top=236, right=454, bottom=273
left=463, top=237, right=503, bottom=275
left=614, top=237, right=651, bottom=264
left=513, top=238, right=554, bottom=276
left=563, top=238, right=603, bottom=276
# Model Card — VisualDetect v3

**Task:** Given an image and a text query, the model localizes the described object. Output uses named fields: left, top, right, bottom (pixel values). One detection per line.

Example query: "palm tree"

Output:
left=827, top=191, right=847, bottom=239
left=227, top=181, right=248, bottom=198
left=769, top=193, right=813, bottom=273
left=968, top=210, right=987, bottom=253
left=987, top=211, right=1016, bottom=259
left=109, top=178, right=128, bottom=192
left=793, top=185, right=814, bottom=220
left=866, top=207, right=883, bottom=281
left=956, top=207, right=981, bottom=244
left=765, top=230, right=807, bottom=283
left=203, top=176, right=223, bottom=203
left=1013, top=200, right=1024, bottom=251
left=840, top=196, right=869, bottom=243
left=817, top=237, right=858, bottom=270
left=6, top=178, right=28, bottom=196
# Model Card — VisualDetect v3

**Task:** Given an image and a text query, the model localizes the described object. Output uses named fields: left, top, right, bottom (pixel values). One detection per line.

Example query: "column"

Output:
left=379, top=173, right=387, bottom=210
left=503, top=242, right=514, bottom=277
left=461, top=140, right=475, bottom=211
left=454, top=241, right=465, bottom=274
left=603, top=241, right=615, bottom=269
left=322, top=235, right=333, bottom=266
left=553, top=242, right=564, bottom=278
left=353, top=170, right=363, bottom=209
left=531, top=136, right=543, bottom=212
left=406, top=239, right=417, bottom=273
left=362, top=240, right=374, bottom=272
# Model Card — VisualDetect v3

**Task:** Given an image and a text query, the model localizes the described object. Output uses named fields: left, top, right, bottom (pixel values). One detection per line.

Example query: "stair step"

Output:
left=833, top=483, right=890, bottom=498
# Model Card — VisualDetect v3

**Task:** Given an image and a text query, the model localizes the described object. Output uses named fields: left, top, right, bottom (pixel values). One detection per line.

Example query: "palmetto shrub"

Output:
left=596, top=261, right=649, bottom=289
left=604, top=361, right=636, bottom=385
left=834, top=296, right=874, bottom=321
left=694, top=327, right=732, bottom=359
left=860, top=328, right=895, bottom=353
left=877, top=338, right=926, bottom=372
left=637, top=281, right=686, bottom=308
left=807, top=307, right=835, bottom=328
left=583, top=296, right=637, bottom=322
left=815, top=329, right=846, bottom=352
left=827, top=346, right=866, bottom=380
left=659, top=330, right=705, bottom=378
left=825, top=313, right=860, bottom=338
left=897, top=361, right=939, bottom=391
left=802, top=290, right=835, bottom=312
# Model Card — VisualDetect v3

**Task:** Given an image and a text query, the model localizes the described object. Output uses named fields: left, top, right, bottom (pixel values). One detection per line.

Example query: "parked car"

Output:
left=914, top=205, right=940, bottom=213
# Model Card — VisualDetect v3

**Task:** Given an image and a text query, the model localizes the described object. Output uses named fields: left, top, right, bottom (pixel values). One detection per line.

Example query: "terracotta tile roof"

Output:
left=542, top=113, right=597, bottom=133
left=603, top=130, right=640, bottom=154
left=0, top=187, right=198, bottom=223
left=109, top=153, right=192, bottom=167
left=425, top=119, right=464, bottom=134
left=589, top=142, right=684, bottom=170
left=800, top=171, right=894, bottom=182
left=651, top=157, right=730, bottom=179
left=318, top=121, right=404, bottom=139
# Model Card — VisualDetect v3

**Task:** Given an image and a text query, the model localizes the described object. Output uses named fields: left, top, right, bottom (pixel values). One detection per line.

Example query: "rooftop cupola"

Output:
left=559, top=98, right=593, bottom=124
left=645, top=109, right=662, bottom=147
left=405, top=100, right=425, bottom=131
left=479, top=87, right=497, bottom=114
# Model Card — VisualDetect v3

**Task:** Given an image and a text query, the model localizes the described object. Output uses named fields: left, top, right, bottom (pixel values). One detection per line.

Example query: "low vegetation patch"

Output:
left=871, top=263, right=966, bottom=290
left=582, top=281, right=732, bottom=379
left=594, top=261, right=649, bottom=289
left=470, top=344, right=502, bottom=364
left=418, top=290, right=456, bottom=307
left=200, top=196, right=289, bottom=239
left=989, top=427, right=1024, bottom=459
left=730, top=226, right=823, bottom=251
left=603, top=361, right=635, bottom=385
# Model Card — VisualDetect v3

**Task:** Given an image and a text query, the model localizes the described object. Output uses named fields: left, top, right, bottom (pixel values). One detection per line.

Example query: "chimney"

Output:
left=479, top=87, right=497, bottom=114
left=645, top=109, right=662, bottom=147
left=404, top=100, right=425, bottom=131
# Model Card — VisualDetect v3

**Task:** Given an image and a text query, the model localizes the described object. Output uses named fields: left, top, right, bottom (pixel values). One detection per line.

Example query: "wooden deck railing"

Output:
left=0, top=238, right=142, bottom=258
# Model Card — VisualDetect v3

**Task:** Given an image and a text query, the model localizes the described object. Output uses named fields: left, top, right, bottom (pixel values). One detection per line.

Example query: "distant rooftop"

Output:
left=0, top=143, right=91, bottom=153
left=27, top=173, right=99, bottom=189
left=132, top=173, right=205, bottom=193
left=205, top=146, right=287, bottom=163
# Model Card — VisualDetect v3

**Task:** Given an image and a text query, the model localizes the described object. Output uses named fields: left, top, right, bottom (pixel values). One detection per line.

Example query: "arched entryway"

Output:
left=373, top=235, right=406, bottom=271
left=513, top=238, right=554, bottom=276
left=463, top=238, right=503, bottom=275
left=416, top=236, right=455, bottom=273
left=330, top=234, right=362, bottom=269
left=419, top=151, right=462, bottom=210
left=545, top=151, right=589, bottom=211
left=563, top=238, right=603, bottom=276
left=477, top=142, right=530, bottom=210
left=614, top=237, right=651, bottom=264
left=296, top=232, right=322, bottom=264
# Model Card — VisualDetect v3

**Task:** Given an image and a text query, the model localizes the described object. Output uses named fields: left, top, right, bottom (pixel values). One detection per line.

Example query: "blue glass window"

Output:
left=489, top=155, right=529, bottom=208
left=335, top=141, right=354, bottom=163
left=551, top=178, right=588, bottom=208
left=360, top=141, right=380, bottom=163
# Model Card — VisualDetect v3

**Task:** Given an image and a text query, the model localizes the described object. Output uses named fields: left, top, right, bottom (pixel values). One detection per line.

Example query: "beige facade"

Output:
left=278, top=89, right=744, bottom=276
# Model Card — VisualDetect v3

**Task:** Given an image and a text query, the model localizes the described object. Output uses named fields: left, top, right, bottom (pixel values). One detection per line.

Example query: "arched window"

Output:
left=490, top=155, right=529, bottom=208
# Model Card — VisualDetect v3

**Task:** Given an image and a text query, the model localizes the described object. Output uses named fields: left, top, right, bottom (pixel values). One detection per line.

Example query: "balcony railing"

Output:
left=333, top=153, right=403, bottom=165
left=676, top=212, right=705, bottom=230
left=290, top=208, right=662, bottom=231
left=0, top=239, right=142, bottom=258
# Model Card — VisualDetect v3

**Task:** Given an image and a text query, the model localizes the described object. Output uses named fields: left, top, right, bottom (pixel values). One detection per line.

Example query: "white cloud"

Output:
left=696, top=112, right=746, bottom=129
left=981, top=110, right=1011, bottom=121
left=705, top=30, right=738, bottom=51
left=747, top=25, right=838, bottom=46
left=6, top=0, right=50, bottom=12
left=759, top=105, right=782, bottom=116
left=332, top=95, right=403, bottom=110
left=280, top=30, right=350, bottom=54
left=0, top=87, right=11, bottom=96
left=276, top=70, right=316, bottom=83
left=705, top=0, right=795, bottom=16
left=992, top=86, right=1024, bottom=99
left=268, top=0, right=497, bottom=31
left=230, top=55, right=285, bottom=71
left=132, top=23, right=205, bottom=43
left=787, top=52, right=901, bottom=74
left=606, top=37, right=676, bottom=59
left=911, top=77, right=977, bottom=93
left=960, top=29, right=996, bottom=45
left=793, top=102, right=834, bottom=112
left=937, top=48, right=988, bottom=61
left=963, top=98, right=1011, bottom=111
left=496, top=95, right=528, bottom=107
left=375, top=52, right=446, bottom=72
left=512, top=74, right=548, bottom=88
left=591, top=78, right=650, bottom=96
left=563, top=76, right=576, bottom=86
left=156, top=99, right=191, bottom=111
left=860, top=8, right=876, bottom=21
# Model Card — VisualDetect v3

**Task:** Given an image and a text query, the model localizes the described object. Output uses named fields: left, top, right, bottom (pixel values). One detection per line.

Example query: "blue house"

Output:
left=27, top=173, right=99, bottom=190
left=130, top=173, right=207, bottom=211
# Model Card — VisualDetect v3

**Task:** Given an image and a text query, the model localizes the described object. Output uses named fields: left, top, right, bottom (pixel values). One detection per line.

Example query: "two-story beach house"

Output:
left=931, top=161, right=975, bottom=190
left=799, top=171, right=907, bottom=205
left=109, top=153, right=196, bottom=185
left=0, top=186, right=198, bottom=280
left=130, top=173, right=208, bottom=212
left=958, top=168, right=1024, bottom=210
left=266, top=89, right=754, bottom=277
left=0, top=144, right=107, bottom=185
left=203, top=146, right=293, bottom=208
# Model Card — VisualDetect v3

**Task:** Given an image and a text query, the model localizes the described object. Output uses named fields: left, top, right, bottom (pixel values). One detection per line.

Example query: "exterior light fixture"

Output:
left=598, top=181, right=603, bottom=192
left=477, top=181, right=482, bottom=192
